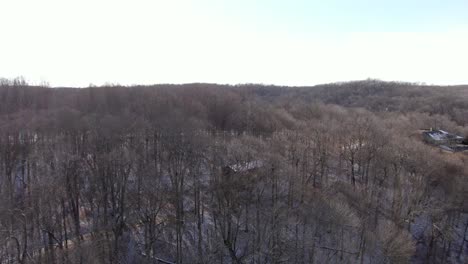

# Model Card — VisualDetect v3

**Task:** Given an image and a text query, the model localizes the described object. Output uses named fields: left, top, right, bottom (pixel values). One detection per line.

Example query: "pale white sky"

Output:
left=0, top=0, right=467, bottom=87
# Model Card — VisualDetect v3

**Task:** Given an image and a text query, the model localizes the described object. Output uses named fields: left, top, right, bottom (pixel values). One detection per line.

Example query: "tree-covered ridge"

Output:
left=0, top=79, right=467, bottom=263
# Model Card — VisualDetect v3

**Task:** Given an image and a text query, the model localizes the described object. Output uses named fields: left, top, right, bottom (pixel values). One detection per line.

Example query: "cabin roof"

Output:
left=226, top=160, right=264, bottom=173
left=423, top=129, right=463, bottom=141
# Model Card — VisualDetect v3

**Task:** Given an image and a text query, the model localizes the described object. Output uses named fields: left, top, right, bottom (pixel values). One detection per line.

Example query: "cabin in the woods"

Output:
left=222, top=160, right=264, bottom=175
left=422, top=129, right=468, bottom=152
left=423, top=129, right=464, bottom=145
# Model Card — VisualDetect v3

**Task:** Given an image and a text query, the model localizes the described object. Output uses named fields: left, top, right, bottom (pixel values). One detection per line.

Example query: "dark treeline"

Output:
left=0, top=79, right=467, bottom=263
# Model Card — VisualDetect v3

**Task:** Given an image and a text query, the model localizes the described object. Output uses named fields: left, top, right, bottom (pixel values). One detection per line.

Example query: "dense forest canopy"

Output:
left=0, top=78, right=467, bottom=263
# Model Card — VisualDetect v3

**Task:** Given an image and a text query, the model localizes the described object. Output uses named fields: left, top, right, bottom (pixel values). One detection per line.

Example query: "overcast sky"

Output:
left=1, top=0, right=467, bottom=87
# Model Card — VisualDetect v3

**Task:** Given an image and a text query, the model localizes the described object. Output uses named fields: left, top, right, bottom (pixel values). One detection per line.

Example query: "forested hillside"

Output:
left=0, top=78, right=467, bottom=263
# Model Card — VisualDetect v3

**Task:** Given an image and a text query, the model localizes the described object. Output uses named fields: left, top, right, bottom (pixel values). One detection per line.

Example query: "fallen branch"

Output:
left=318, top=246, right=359, bottom=255
left=140, top=252, right=175, bottom=264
